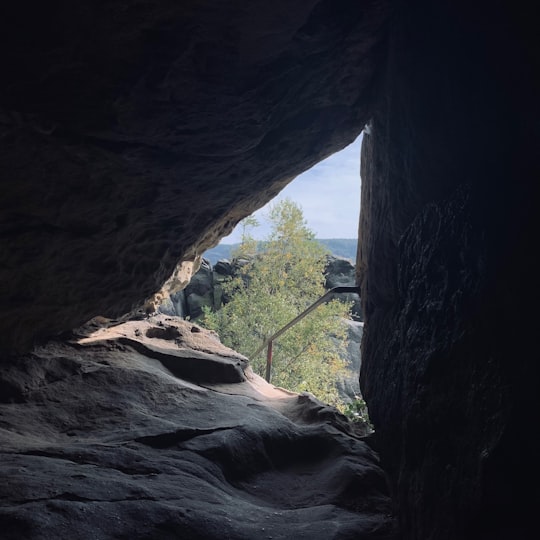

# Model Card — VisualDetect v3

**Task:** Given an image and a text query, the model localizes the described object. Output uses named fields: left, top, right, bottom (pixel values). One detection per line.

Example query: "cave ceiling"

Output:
left=0, top=0, right=390, bottom=352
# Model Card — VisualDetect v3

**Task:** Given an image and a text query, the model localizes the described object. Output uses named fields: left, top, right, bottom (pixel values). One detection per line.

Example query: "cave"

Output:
left=1, top=1, right=539, bottom=539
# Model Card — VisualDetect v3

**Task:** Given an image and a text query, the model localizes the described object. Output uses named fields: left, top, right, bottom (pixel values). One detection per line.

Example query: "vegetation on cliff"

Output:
left=201, top=200, right=352, bottom=407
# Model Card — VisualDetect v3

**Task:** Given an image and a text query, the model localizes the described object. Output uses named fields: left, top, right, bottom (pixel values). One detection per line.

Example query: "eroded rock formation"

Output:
left=0, top=316, right=394, bottom=539
left=0, top=0, right=388, bottom=352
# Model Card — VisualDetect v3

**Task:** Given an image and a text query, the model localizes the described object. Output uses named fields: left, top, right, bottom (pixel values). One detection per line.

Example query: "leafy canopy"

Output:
left=202, top=199, right=351, bottom=406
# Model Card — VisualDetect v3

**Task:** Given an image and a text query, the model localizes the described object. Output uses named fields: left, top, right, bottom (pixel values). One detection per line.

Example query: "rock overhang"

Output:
left=0, top=0, right=390, bottom=352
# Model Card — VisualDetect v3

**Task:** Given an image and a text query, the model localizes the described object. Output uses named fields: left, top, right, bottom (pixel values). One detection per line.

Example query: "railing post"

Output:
left=265, top=340, right=273, bottom=383
left=250, top=286, right=360, bottom=383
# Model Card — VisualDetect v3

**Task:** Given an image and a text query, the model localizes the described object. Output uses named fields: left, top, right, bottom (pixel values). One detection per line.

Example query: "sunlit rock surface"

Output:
left=0, top=316, right=395, bottom=539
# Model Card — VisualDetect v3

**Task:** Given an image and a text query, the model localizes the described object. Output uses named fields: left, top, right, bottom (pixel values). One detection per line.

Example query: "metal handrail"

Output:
left=250, top=286, right=360, bottom=382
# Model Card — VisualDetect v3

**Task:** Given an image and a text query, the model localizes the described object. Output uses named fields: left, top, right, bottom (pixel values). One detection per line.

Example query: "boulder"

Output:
left=214, top=259, right=233, bottom=276
left=325, top=255, right=363, bottom=320
left=325, top=255, right=356, bottom=289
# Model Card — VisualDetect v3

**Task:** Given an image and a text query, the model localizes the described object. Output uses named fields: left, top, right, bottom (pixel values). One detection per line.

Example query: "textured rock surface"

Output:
left=158, top=258, right=230, bottom=319
left=358, top=1, right=540, bottom=538
left=0, top=316, right=394, bottom=539
left=0, top=0, right=389, bottom=352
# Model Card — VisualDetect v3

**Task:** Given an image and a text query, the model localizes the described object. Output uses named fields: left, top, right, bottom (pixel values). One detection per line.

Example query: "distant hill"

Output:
left=202, top=244, right=235, bottom=264
left=317, top=239, right=358, bottom=261
left=203, top=238, right=358, bottom=265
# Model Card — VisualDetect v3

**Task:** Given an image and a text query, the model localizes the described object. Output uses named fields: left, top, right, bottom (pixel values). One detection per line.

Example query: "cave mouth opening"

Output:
left=217, top=133, right=364, bottom=249
left=144, top=131, right=369, bottom=422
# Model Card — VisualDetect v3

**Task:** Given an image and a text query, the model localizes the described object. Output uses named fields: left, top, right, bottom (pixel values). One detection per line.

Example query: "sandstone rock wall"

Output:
left=358, top=1, right=540, bottom=538
left=0, top=0, right=389, bottom=352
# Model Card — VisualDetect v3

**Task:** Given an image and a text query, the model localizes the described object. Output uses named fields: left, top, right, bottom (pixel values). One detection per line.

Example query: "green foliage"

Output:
left=201, top=199, right=352, bottom=407
left=341, top=396, right=372, bottom=427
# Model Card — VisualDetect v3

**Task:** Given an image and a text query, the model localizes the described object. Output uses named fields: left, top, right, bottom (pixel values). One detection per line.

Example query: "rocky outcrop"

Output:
left=158, top=255, right=364, bottom=402
left=178, top=259, right=217, bottom=320
left=158, top=258, right=232, bottom=319
left=160, top=254, right=363, bottom=321
left=0, top=0, right=389, bottom=353
left=325, top=255, right=362, bottom=320
left=0, top=316, right=394, bottom=539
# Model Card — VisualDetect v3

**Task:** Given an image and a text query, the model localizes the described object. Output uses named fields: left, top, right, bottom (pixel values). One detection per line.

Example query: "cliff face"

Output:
left=358, top=1, right=540, bottom=538
left=0, top=0, right=388, bottom=352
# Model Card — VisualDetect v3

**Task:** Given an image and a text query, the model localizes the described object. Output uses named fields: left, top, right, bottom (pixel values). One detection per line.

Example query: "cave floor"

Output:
left=0, top=315, right=395, bottom=539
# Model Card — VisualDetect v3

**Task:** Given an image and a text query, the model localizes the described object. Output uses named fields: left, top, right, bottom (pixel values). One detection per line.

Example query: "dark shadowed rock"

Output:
left=325, top=255, right=356, bottom=289
left=156, top=293, right=182, bottom=318
left=158, top=258, right=233, bottom=319
left=158, top=290, right=188, bottom=319
left=0, top=0, right=389, bottom=352
left=184, top=259, right=213, bottom=297
left=358, top=1, right=540, bottom=538
left=183, top=259, right=215, bottom=319
left=214, top=259, right=233, bottom=276
left=0, top=316, right=395, bottom=539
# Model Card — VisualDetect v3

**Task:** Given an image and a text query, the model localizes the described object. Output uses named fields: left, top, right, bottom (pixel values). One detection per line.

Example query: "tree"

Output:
left=202, top=199, right=351, bottom=407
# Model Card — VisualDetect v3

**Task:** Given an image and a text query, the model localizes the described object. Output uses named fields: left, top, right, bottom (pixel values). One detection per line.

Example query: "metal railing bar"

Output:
left=250, top=285, right=360, bottom=381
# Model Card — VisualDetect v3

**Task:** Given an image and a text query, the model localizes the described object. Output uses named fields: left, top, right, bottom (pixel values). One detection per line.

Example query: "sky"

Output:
left=220, top=133, right=363, bottom=244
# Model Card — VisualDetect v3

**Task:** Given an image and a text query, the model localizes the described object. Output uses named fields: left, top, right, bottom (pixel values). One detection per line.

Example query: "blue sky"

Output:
left=221, top=133, right=363, bottom=243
